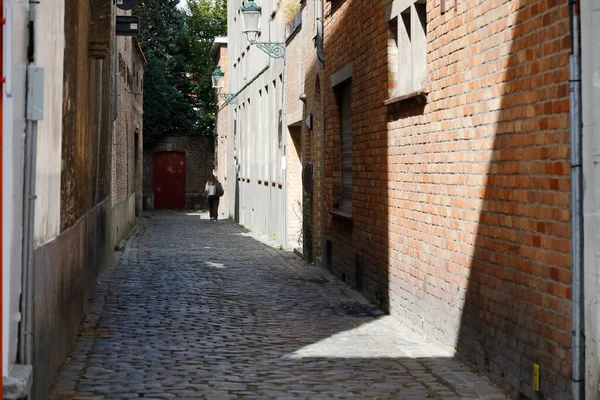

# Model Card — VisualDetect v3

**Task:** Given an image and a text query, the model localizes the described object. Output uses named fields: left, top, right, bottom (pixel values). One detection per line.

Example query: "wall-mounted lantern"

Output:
left=240, top=0, right=262, bottom=43
left=240, top=0, right=285, bottom=59
left=212, top=65, right=225, bottom=89
left=211, top=66, right=238, bottom=105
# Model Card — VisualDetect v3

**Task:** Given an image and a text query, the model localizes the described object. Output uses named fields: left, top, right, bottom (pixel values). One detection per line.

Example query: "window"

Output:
left=338, top=81, right=352, bottom=214
left=387, top=0, right=427, bottom=96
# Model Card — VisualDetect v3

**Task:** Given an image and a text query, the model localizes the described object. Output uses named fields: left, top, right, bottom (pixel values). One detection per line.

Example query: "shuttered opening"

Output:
left=339, top=82, right=352, bottom=213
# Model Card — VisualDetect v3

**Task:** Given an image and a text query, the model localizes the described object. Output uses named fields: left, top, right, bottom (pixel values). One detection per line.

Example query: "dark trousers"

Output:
left=208, top=196, right=220, bottom=220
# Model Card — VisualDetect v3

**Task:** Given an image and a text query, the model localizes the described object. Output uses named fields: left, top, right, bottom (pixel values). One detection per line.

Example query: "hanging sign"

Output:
left=116, top=16, right=140, bottom=36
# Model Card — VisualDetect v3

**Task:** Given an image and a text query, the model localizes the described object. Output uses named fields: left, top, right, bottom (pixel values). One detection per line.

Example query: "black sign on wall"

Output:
left=116, top=16, right=140, bottom=36
left=116, top=0, right=139, bottom=11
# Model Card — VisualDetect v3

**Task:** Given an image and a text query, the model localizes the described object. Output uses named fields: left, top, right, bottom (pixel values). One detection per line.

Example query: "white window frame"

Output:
left=387, top=0, right=428, bottom=97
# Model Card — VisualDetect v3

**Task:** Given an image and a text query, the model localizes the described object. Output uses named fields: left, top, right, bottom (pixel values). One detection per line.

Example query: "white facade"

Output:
left=582, top=0, right=600, bottom=398
left=226, top=0, right=287, bottom=243
left=2, top=0, right=28, bottom=377
left=32, top=0, right=64, bottom=248
left=2, top=0, right=65, bottom=381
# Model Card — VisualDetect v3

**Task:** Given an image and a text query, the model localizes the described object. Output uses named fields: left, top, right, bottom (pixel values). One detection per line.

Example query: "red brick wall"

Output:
left=284, top=1, right=326, bottom=261
left=323, top=0, right=571, bottom=397
left=215, top=44, right=229, bottom=219
left=143, top=135, right=214, bottom=210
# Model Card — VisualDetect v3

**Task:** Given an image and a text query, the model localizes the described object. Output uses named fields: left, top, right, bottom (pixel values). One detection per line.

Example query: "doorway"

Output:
left=153, top=151, right=186, bottom=210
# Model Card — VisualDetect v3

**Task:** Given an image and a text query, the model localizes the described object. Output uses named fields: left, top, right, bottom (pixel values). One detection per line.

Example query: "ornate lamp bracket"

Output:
left=219, top=93, right=238, bottom=104
left=253, top=42, right=285, bottom=59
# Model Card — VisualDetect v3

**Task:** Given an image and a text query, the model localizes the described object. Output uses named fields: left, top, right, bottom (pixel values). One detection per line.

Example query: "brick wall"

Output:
left=323, top=0, right=571, bottom=397
left=285, top=0, right=325, bottom=260
left=112, top=33, right=144, bottom=214
left=143, top=135, right=214, bottom=210
left=215, top=43, right=230, bottom=219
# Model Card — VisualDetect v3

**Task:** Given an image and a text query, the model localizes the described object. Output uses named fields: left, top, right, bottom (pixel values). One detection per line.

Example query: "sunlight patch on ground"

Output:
left=285, top=316, right=455, bottom=360
left=205, top=261, right=225, bottom=269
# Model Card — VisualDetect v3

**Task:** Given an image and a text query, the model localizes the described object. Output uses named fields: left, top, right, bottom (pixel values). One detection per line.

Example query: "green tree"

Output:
left=136, top=0, right=227, bottom=146
left=185, top=0, right=228, bottom=135
left=137, top=0, right=198, bottom=145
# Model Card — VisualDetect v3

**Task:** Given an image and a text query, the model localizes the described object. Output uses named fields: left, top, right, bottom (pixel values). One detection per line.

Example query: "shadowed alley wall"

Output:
left=111, top=30, right=145, bottom=247
left=32, top=0, right=116, bottom=397
left=323, top=0, right=572, bottom=397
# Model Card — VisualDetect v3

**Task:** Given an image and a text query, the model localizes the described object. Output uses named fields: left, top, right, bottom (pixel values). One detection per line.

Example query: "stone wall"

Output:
left=143, top=135, right=214, bottom=210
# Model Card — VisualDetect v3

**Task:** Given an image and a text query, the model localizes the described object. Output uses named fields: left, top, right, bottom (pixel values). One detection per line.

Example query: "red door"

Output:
left=153, top=151, right=186, bottom=209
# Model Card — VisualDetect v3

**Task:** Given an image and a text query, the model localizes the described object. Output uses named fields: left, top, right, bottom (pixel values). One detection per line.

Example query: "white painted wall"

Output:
left=227, top=0, right=286, bottom=243
left=582, top=0, right=600, bottom=398
left=2, top=0, right=28, bottom=376
left=32, top=0, right=64, bottom=248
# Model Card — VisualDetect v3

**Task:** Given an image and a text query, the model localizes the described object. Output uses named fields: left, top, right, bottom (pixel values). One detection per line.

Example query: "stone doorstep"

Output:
left=3, top=364, right=33, bottom=400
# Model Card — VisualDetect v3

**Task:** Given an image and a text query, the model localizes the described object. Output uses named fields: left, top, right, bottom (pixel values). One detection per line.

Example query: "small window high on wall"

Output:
left=387, top=0, right=427, bottom=96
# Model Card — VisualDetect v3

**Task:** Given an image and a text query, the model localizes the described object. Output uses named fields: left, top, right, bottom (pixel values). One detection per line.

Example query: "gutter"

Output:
left=315, top=0, right=324, bottom=63
left=568, top=0, right=584, bottom=398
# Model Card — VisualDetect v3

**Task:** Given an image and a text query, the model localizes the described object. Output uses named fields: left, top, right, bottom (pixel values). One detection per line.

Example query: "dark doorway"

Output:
left=153, top=151, right=186, bottom=210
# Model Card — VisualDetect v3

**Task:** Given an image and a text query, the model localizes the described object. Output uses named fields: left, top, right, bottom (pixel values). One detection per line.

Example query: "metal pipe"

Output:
left=114, top=35, right=118, bottom=121
left=20, top=119, right=36, bottom=369
left=282, top=49, right=287, bottom=247
left=568, top=0, right=584, bottom=398
left=315, top=0, right=324, bottom=64
left=19, top=2, right=38, bottom=380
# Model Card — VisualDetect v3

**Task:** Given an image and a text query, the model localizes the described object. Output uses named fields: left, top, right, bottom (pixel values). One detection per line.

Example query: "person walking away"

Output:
left=205, top=175, right=224, bottom=221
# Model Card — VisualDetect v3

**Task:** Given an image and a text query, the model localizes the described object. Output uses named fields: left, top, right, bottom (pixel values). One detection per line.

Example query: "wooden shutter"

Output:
left=339, top=82, right=352, bottom=213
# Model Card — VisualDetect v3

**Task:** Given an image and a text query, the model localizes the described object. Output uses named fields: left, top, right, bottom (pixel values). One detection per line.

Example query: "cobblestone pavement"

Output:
left=51, top=212, right=507, bottom=399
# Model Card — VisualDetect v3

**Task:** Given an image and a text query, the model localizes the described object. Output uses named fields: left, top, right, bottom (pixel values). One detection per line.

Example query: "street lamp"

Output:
left=240, top=0, right=262, bottom=43
left=212, top=65, right=225, bottom=89
left=211, top=66, right=237, bottom=104
left=240, top=0, right=285, bottom=59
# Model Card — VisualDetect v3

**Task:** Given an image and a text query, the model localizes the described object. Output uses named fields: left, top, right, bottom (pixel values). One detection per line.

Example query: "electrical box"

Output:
left=26, top=65, right=44, bottom=121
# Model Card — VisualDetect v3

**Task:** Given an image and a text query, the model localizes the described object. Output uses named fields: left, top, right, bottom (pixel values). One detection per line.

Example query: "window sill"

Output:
left=330, top=210, right=353, bottom=220
left=384, top=89, right=428, bottom=107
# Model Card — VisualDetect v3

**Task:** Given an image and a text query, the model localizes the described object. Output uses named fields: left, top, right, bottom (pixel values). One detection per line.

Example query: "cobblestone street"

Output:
left=51, top=212, right=507, bottom=399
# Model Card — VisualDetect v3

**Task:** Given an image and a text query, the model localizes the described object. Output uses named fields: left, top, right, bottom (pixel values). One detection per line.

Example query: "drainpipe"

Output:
left=114, top=35, right=118, bottom=121
left=20, top=0, right=41, bottom=390
left=568, top=0, right=584, bottom=398
left=315, top=0, right=324, bottom=64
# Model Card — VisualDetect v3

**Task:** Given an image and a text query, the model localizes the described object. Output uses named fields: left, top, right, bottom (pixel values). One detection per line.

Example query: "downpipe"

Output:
left=19, top=0, right=39, bottom=394
left=568, top=0, right=584, bottom=398
left=315, top=0, right=324, bottom=64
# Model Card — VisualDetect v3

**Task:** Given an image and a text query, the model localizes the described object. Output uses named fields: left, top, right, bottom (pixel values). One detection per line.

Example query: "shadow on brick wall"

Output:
left=319, top=0, right=573, bottom=398
left=456, top=0, right=572, bottom=397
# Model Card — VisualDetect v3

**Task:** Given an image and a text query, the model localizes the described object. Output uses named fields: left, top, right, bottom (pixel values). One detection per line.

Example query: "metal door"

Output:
left=153, top=151, right=186, bottom=210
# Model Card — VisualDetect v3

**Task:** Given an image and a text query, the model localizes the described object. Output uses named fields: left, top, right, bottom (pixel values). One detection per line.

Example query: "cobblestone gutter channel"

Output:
left=50, top=212, right=507, bottom=399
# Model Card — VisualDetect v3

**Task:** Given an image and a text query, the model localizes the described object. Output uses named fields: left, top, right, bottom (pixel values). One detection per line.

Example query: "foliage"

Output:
left=185, top=0, right=228, bottom=138
left=136, top=0, right=227, bottom=146
left=280, top=0, right=301, bottom=24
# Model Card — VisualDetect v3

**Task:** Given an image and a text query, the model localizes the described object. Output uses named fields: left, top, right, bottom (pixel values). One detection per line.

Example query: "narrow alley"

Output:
left=51, top=213, right=506, bottom=399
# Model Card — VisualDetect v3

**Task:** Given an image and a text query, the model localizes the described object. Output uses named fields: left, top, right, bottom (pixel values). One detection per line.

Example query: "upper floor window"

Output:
left=387, top=0, right=427, bottom=97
